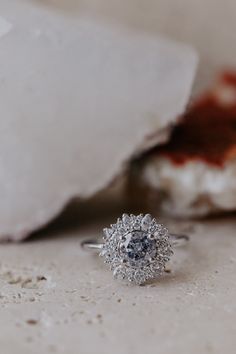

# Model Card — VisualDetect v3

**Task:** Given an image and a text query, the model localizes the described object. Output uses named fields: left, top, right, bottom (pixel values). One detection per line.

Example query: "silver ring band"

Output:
left=81, top=233, right=189, bottom=252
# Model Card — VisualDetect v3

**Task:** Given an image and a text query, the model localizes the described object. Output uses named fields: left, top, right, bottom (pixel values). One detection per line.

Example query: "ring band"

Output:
left=81, top=233, right=189, bottom=251
left=81, top=213, right=190, bottom=285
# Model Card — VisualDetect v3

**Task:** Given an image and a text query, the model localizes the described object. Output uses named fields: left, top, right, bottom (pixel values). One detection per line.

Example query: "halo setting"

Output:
left=100, top=214, right=173, bottom=284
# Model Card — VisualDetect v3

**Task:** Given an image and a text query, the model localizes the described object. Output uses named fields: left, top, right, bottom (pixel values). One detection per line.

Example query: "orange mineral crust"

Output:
left=151, top=72, right=236, bottom=167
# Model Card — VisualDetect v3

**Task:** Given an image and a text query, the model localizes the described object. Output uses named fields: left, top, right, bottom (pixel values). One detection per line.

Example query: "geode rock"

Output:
left=140, top=72, right=236, bottom=218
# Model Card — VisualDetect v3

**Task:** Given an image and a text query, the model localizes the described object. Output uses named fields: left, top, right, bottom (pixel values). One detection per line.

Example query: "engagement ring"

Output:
left=81, top=214, right=189, bottom=285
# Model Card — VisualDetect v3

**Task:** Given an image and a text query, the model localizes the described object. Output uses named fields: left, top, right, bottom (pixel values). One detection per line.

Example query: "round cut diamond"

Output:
left=122, top=231, right=156, bottom=262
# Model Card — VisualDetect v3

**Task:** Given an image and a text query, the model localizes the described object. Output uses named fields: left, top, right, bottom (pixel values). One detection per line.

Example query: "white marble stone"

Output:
left=0, top=0, right=197, bottom=241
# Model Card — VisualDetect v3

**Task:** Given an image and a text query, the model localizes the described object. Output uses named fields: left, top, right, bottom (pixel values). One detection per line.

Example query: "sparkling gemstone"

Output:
left=122, top=231, right=156, bottom=262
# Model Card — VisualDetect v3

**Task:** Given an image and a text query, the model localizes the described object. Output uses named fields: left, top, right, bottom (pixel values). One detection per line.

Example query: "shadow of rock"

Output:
left=29, top=184, right=147, bottom=242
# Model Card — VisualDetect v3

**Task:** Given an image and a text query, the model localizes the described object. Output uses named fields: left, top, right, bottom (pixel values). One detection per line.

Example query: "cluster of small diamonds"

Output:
left=100, top=214, right=173, bottom=285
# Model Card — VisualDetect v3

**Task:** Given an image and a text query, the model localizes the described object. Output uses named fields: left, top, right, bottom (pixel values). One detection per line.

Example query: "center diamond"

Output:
left=122, top=231, right=156, bottom=262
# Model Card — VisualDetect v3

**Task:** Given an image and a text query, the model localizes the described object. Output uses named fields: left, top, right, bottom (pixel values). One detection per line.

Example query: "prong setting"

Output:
left=147, top=233, right=156, bottom=240
left=119, top=235, right=126, bottom=241
left=120, top=258, right=127, bottom=264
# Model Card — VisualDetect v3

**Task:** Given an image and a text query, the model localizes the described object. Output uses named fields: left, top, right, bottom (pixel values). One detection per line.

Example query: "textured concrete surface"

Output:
left=0, top=208, right=235, bottom=354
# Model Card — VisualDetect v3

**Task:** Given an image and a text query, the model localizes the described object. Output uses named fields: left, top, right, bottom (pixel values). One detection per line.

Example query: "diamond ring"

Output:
left=81, top=214, right=189, bottom=285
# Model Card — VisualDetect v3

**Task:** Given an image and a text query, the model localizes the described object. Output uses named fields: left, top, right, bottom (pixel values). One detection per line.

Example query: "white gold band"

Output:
left=81, top=233, right=189, bottom=252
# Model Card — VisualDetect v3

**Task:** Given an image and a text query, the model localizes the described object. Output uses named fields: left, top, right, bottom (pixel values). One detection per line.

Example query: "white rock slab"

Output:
left=0, top=0, right=197, bottom=240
